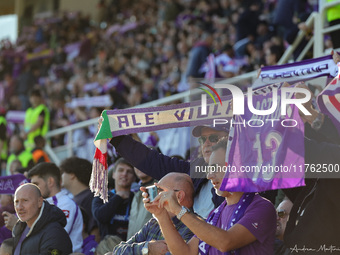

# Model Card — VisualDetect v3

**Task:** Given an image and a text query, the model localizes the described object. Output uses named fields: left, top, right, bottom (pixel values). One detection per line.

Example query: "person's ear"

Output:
left=47, top=176, right=54, bottom=187
left=69, top=173, right=76, bottom=180
left=177, top=190, right=185, bottom=204
left=38, top=197, right=43, bottom=208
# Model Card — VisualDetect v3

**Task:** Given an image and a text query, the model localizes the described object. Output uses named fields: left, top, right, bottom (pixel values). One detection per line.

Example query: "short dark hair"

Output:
left=112, top=158, right=134, bottom=173
left=59, top=157, right=92, bottom=186
left=221, top=43, right=233, bottom=53
left=29, top=89, right=42, bottom=98
left=28, top=162, right=61, bottom=189
left=269, top=45, right=284, bottom=63
left=33, top=135, right=45, bottom=146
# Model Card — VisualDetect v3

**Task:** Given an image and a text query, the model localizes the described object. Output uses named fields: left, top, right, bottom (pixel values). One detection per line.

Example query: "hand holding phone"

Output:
left=145, top=185, right=158, bottom=202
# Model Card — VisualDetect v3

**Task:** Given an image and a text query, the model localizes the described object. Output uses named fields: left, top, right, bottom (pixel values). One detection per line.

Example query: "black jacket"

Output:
left=12, top=200, right=72, bottom=255
left=92, top=190, right=134, bottom=240
left=283, top=116, right=340, bottom=250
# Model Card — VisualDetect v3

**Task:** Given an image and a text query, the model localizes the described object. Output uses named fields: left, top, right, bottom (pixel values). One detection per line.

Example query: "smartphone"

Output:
left=145, top=185, right=158, bottom=202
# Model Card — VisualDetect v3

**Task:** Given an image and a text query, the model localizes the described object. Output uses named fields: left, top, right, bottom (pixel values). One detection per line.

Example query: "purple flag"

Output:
left=84, top=82, right=100, bottom=92
left=102, top=77, right=121, bottom=92
left=204, top=53, right=215, bottom=83
left=6, top=111, right=26, bottom=124
left=317, top=63, right=340, bottom=136
left=119, top=22, right=138, bottom=34
left=106, top=24, right=120, bottom=37
left=0, top=174, right=29, bottom=194
left=64, top=41, right=81, bottom=61
left=221, top=89, right=305, bottom=192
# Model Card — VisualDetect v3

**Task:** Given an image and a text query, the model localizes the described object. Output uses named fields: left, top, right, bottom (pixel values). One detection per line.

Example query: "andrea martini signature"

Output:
left=290, top=244, right=340, bottom=253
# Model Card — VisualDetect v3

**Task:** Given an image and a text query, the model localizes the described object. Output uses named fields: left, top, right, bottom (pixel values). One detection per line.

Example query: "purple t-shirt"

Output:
left=14, top=226, right=30, bottom=255
left=208, top=194, right=276, bottom=255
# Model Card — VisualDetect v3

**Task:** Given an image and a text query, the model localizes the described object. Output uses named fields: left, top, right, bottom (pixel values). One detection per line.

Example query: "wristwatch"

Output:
left=177, top=206, right=190, bottom=220
left=142, top=241, right=149, bottom=255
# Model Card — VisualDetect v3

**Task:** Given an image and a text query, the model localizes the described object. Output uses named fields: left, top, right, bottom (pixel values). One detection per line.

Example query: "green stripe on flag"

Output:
left=95, top=110, right=113, bottom=141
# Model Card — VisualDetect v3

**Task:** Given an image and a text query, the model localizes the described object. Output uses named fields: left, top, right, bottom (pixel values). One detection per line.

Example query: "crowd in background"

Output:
left=0, top=0, right=328, bottom=152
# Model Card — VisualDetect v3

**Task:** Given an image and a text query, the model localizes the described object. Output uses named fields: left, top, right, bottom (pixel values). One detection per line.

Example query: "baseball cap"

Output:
left=192, top=124, right=229, bottom=137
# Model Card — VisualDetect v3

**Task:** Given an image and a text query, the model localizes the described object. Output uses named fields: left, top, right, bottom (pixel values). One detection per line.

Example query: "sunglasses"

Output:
left=277, top=209, right=288, bottom=219
left=198, top=134, right=220, bottom=144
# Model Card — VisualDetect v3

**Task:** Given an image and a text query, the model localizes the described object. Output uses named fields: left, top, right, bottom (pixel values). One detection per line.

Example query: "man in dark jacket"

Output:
left=12, top=183, right=72, bottom=255
left=283, top=81, right=340, bottom=251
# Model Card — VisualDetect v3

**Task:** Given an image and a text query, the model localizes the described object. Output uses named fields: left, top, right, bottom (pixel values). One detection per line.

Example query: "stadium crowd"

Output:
left=1, top=0, right=340, bottom=254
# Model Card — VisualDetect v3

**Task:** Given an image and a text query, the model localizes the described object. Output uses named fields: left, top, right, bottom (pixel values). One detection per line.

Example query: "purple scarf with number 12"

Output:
left=198, top=192, right=255, bottom=255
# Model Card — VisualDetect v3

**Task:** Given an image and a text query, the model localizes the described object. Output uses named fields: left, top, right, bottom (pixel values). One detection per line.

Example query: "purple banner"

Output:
left=0, top=174, right=29, bottom=194
left=253, top=54, right=338, bottom=89
left=6, top=111, right=26, bottom=124
left=221, top=90, right=305, bottom=192
left=64, top=42, right=81, bottom=61
left=119, top=22, right=138, bottom=34
left=100, top=95, right=233, bottom=138
left=84, top=82, right=100, bottom=92
left=102, top=78, right=121, bottom=92
left=66, top=95, right=112, bottom=108
left=106, top=24, right=120, bottom=37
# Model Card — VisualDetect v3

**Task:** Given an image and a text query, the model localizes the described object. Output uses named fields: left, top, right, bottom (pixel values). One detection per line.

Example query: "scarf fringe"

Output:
left=90, top=148, right=108, bottom=203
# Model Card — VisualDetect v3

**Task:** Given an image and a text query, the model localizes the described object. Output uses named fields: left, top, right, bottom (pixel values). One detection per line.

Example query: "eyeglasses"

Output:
left=198, top=134, right=220, bottom=144
left=157, top=187, right=180, bottom=194
left=277, top=209, right=289, bottom=219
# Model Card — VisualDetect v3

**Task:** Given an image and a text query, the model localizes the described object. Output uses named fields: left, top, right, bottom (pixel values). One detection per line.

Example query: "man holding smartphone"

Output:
left=112, top=172, right=195, bottom=255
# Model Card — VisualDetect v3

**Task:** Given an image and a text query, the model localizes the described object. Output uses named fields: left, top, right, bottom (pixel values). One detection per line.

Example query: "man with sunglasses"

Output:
left=276, top=199, right=293, bottom=242
left=274, top=199, right=293, bottom=255
left=112, top=172, right=195, bottom=255
left=109, top=125, right=228, bottom=218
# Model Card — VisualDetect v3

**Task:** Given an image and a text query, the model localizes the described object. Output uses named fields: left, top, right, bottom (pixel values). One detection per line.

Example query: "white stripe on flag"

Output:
left=322, top=95, right=340, bottom=120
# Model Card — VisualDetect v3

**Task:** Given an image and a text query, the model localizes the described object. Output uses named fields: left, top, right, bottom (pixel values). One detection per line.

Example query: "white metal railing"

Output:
left=314, top=0, right=340, bottom=57
left=277, top=12, right=317, bottom=64
left=45, top=0, right=340, bottom=164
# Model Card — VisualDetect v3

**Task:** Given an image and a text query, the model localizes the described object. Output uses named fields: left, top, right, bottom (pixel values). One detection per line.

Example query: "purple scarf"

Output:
left=198, top=193, right=255, bottom=255
left=0, top=174, right=29, bottom=194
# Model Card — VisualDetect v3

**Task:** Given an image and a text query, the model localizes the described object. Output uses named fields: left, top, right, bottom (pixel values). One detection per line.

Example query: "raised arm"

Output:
left=110, top=135, right=190, bottom=180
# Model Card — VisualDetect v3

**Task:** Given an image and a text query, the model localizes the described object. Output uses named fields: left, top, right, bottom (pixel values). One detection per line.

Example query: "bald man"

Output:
left=276, top=199, right=293, bottom=241
left=12, top=183, right=72, bottom=255
left=113, top=173, right=195, bottom=255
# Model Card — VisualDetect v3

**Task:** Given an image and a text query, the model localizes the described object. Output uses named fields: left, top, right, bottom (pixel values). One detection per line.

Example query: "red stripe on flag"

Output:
left=330, top=78, right=338, bottom=85
left=94, top=148, right=108, bottom=168
left=329, top=95, right=340, bottom=112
